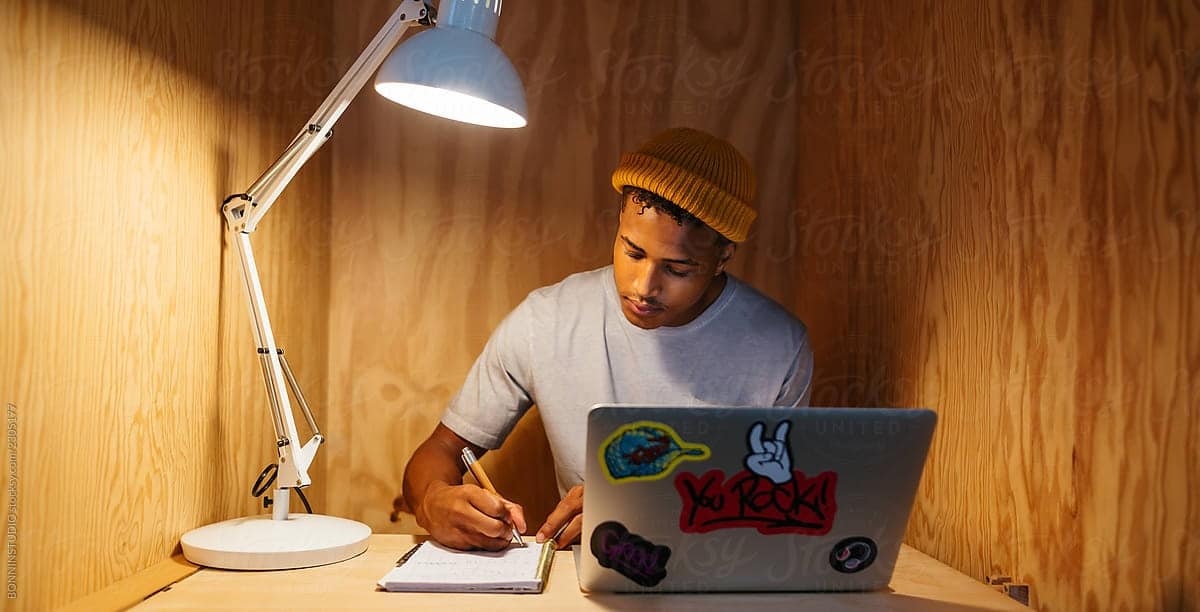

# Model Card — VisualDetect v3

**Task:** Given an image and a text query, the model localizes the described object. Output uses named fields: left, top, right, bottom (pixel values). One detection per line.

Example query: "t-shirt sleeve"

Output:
left=440, top=298, right=536, bottom=449
left=775, top=329, right=814, bottom=407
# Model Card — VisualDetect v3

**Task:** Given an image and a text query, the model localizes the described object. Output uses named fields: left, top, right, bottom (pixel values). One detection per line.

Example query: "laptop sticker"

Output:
left=590, top=520, right=671, bottom=587
left=675, top=420, right=838, bottom=535
left=745, top=421, right=794, bottom=484
left=829, top=537, right=877, bottom=573
left=600, top=421, right=711, bottom=483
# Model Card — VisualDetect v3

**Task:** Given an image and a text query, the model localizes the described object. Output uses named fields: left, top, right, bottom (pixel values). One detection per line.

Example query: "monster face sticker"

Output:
left=600, top=421, right=711, bottom=483
left=829, top=537, right=877, bottom=573
left=590, top=521, right=671, bottom=587
left=675, top=420, right=839, bottom=535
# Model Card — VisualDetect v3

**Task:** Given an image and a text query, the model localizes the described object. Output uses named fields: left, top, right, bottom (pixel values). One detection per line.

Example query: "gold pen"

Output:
left=533, top=517, right=571, bottom=586
left=460, top=447, right=526, bottom=547
left=547, top=519, right=571, bottom=547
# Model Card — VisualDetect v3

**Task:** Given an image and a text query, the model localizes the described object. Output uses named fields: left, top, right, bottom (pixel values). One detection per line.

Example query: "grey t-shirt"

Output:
left=441, top=265, right=813, bottom=494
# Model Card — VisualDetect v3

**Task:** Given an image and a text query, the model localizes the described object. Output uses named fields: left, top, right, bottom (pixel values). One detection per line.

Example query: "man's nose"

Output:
left=632, top=263, right=661, bottom=298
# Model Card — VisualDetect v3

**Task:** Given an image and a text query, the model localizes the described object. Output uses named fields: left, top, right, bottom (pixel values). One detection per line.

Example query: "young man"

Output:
left=402, top=127, right=813, bottom=551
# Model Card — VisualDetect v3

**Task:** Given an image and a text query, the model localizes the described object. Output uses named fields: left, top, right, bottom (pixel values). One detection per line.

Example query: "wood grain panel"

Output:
left=790, top=1, right=1199, bottom=610
left=0, top=2, right=332, bottom=610
left=1, top=1, right=1190, bottom=609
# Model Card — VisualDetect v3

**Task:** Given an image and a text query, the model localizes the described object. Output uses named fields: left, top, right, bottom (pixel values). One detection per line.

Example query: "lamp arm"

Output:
left=219, top=0, right=432, bottom=494
left=223, top=0, right=432, bottom=233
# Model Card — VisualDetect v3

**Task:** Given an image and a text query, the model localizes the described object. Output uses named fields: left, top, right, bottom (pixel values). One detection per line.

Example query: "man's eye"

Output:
left=666, top=267, right=689, bottom=278
left=625, top=250, right=644, bottom=260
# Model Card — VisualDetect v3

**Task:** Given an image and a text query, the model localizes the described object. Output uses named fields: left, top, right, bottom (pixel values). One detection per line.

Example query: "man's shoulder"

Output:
left=725, top=276, right=809, bottom=344
left=526, top=265, right=611, bottom=304
left=506, top=265, right=611, bottom=326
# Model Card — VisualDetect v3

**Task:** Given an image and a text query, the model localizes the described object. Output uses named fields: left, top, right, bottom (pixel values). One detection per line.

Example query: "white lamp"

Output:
left=377, top=0, right=526, bottom=127
left=181, top=0, right=526, bottom=571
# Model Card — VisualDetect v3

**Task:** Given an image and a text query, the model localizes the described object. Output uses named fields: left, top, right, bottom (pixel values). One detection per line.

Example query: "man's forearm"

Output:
left=402, top=423, right=479, bottom=527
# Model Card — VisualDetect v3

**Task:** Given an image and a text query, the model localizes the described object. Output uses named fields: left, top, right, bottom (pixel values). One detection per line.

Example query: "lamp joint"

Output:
left=419, top=1, right=436, bottom=26
left=398, top=0, right=435, bottom=27
left=221, top=193, right=257, bottom=234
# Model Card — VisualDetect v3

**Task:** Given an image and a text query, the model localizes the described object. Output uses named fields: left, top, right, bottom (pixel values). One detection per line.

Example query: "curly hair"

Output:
left=620, top=186, right=732, bottom=247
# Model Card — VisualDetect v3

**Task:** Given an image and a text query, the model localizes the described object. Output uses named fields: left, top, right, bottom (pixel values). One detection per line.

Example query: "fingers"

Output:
left=426, top=485, right=524, bottom=551
left=466, top=486, right=526, bottom=538
left=773, top=422, right=791, bottom=464
left=748, top=422, right=766, bottom=453
left=554, top=514, right=583, bottom=546
left=502, top=499, right=527, bottom=534
left=768, top=439, right=784, bottom=462
left=536, top=485, right=583, bottom=544
left=773, top=421, right=790, bottom=444
left=464, top=485, right=509, bottom=520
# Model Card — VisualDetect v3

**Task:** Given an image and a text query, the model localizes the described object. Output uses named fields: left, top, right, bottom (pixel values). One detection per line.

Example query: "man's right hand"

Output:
left=404, top=423, right=528, bottom=551
left=418, top=480, right=527, bottom=551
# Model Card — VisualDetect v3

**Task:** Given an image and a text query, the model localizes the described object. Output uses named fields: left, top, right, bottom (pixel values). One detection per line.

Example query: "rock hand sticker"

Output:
left=675, top=420, right=838, bottom=535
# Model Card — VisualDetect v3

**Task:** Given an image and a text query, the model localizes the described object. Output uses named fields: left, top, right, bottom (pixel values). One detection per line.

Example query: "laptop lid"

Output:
left=579, top=405, right=936, bottom=592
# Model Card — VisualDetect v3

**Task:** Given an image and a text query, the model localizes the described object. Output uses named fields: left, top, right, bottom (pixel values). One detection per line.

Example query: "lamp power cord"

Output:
left=251, top=463, right=313, bottom=514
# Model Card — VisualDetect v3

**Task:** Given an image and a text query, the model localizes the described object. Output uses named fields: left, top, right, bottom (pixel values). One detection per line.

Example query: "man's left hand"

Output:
left=535, top=485, right=583, bottom=546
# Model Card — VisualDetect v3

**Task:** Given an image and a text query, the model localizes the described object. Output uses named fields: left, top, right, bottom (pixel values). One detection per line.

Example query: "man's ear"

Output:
left=716, top=242, right=736, bottom=274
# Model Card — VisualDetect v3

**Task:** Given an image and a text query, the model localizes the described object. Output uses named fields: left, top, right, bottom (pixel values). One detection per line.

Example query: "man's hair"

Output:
left=620, top=186, right=732, bottom=248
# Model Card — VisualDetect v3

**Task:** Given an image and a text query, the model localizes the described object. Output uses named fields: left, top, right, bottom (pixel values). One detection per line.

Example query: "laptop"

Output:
left=578, top=404, right=937, bottom=592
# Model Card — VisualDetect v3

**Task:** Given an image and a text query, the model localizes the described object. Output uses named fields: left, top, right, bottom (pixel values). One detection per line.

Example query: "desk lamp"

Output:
left=181, top=0, right=526, bottom=570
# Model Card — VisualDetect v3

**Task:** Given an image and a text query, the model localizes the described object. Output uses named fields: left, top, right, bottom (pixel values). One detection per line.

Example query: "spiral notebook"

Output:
left=377, top=540, right=556, bottom=593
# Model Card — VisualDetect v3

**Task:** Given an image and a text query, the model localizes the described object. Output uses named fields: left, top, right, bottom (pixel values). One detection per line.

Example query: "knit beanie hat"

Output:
left=611, top=127, right=757, bottom=243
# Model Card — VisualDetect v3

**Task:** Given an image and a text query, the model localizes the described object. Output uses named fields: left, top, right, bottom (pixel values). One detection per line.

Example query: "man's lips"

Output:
left=624, top=297, right=664, bottom=317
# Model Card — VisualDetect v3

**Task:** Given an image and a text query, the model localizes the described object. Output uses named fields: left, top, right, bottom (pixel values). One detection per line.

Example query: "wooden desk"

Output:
left=136, top=535, right=1025, bottom=611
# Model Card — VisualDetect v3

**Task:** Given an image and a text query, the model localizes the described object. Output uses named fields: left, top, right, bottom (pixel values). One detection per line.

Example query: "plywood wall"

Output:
left=0, top=1, right=332, bottom=610
left=788, top=1, right=1198, bottom=610
left=331, top=1, right=1196, bottom=610
left=6, top=0, right=1187, bottom=610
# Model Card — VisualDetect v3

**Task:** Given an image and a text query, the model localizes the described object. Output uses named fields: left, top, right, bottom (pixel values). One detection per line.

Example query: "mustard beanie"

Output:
left=611, top=127, right=757, bottom=243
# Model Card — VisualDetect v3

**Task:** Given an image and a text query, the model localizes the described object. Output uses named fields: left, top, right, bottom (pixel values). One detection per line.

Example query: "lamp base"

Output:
left=181, top=513, right=371, bottom=570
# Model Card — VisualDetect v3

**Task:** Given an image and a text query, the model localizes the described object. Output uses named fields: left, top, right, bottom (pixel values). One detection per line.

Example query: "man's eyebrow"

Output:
left=619, top=235, right=700, bottom=266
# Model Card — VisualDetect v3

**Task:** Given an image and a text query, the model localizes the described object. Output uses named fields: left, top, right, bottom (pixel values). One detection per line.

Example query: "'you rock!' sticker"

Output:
left=675, top=421, right=839, bottom=535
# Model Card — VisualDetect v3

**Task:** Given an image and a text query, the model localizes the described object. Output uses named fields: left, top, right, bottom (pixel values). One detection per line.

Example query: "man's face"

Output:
left=612, top=195, right=734, bottom=329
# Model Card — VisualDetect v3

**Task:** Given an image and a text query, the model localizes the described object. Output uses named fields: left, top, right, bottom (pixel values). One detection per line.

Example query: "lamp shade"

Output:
left=375, top=0, right=527, bottom=128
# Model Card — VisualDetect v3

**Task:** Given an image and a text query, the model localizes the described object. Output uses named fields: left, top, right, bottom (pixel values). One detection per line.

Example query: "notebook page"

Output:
left=378, top=541, right=549, bottom=592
